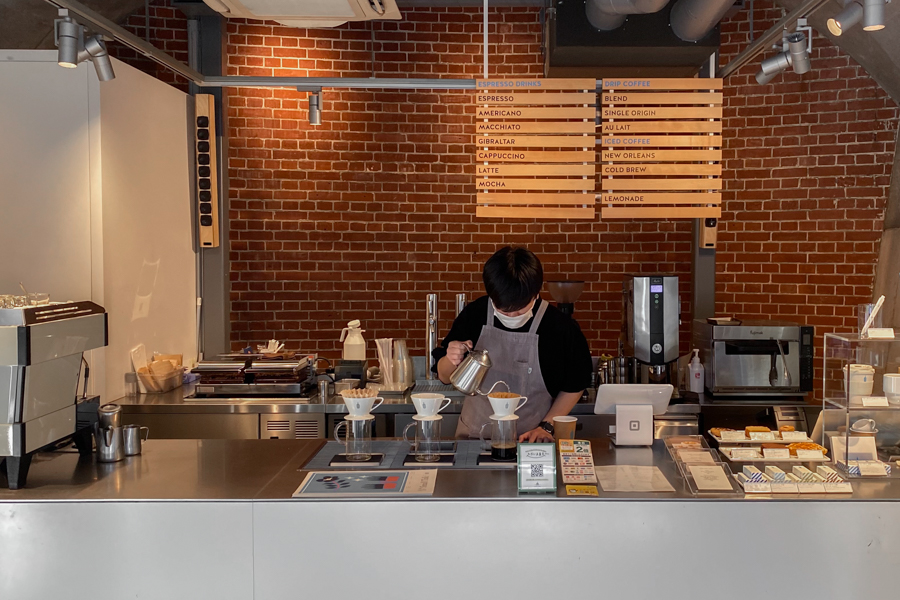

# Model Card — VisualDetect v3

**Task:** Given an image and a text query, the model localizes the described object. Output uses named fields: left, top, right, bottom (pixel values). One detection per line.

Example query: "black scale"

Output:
left=402, top=454, right=456, bottom=467
left=475, top=453, right=517, bottom=468
left=329, top=453, right=386, bottom=468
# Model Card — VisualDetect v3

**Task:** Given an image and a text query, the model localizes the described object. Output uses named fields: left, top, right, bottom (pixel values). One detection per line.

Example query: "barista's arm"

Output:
left=518, top=390, right=583, bottom=443
left=436, top=341, right=472, bottom=384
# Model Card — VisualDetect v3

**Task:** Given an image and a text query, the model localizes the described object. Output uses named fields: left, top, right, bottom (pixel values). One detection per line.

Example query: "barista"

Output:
left=433, top=246, right=592, bottom=442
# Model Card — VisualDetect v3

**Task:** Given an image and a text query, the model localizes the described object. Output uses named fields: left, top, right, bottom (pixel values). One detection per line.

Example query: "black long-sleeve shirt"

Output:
left=431, top=296, right=592, bottom=397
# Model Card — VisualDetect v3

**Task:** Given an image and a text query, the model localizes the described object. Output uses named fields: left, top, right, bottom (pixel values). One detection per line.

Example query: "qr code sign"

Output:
left=531, top=464, right=544, bottom=478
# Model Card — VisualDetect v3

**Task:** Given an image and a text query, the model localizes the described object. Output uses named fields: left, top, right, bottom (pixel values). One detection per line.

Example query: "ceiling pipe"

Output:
left=585, top=0, right=669, bottom=31
left=670, top=0, right=737, bottom=42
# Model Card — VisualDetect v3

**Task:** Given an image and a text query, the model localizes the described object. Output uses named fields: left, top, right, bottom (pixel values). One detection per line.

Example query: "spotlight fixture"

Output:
left=80, top=35, right=115, bottom=82
left=53, top=14, right=116, bottom=81
left=827, top=1, right=864, bottom=35
left=863, top=0, right=887, bottom=31
left=56, top=17, right=81, bottom=68
left=754, top=30, right=810, bottom=84
left=308, top=92, right=322, bottom=126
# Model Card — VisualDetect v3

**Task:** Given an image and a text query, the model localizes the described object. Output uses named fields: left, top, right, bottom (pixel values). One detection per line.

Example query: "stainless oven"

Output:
left=692, top=320, right=814, bottom=396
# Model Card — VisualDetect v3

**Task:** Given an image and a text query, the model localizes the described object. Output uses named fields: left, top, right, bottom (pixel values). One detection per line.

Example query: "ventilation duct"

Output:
left=670, top=0, right=738, bottom=42
left=585, top=0, right=669, bottom=31
left=548, top=0, right=720, bottom=78
left=201, top=0, right=401, bottom=28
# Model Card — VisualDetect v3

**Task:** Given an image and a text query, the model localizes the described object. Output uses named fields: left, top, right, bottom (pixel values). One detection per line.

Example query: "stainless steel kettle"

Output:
left=450, top=349, right=493, bottom=396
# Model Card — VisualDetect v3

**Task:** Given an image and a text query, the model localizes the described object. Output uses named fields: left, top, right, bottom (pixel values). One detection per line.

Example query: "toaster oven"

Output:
left=691, top=320, right=814, bottom=396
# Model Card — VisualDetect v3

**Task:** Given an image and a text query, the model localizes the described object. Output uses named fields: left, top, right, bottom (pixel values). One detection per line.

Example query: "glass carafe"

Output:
left=403, top=416, right=442, bottom=462
left=334, top=416, right=373, bottom=461
left=479, top=416, right=518, bottom=462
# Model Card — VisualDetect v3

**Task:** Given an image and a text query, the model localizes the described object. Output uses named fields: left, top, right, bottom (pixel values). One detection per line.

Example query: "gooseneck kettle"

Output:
left=450, top=349, right=507, bottom=397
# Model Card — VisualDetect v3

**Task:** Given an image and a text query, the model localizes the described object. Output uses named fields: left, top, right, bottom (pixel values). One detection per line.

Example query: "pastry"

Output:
left=745, top=426, right=771, bottom=437
left=710, top=428, right=734, bottom=438
left=339, top=388, right=378, bottom=398
left=788, top=442, right=827, bottom=456
left=760, top=443, right=787, bottom=450
left=779, top=425, right=795, bottom=432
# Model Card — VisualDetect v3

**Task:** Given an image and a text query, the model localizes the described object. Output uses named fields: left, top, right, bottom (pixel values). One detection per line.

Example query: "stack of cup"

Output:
left=404, top=393, right=452, bottom=462
left=884, top=373, right=900, bottom=405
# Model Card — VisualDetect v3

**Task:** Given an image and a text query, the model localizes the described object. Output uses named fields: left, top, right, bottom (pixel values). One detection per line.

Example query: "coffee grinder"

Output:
left=621, top=276, right=680, bottom=385
left=547, top=280, right=584, bottom=318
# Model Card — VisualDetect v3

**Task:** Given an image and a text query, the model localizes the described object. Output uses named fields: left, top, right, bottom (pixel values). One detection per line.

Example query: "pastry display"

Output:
left=788, top=442, right=827, bottom=456
left=339, top=388, right=378, bottom=398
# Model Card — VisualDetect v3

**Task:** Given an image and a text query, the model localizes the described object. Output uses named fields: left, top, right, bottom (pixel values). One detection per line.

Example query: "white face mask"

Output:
left=492, top=298, right=536, bottom=329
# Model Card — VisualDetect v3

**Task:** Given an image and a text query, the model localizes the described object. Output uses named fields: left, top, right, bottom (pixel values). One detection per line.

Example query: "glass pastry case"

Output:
left=821, top=333, right=900, bottom=477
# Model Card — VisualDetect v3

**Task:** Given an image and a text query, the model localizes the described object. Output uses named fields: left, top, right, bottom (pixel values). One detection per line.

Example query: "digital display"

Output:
left=650, top=285, right=663, bottom=293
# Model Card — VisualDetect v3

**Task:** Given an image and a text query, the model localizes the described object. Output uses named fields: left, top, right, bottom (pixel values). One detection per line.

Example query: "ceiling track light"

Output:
left=56, top=17, right=81, bottom=68
left=863, top=0, right=888, bottom=31
left=754, top=29, right=811, bottom=84
left=828, top=1, right=864, bottom=35
left=53, top=12, right=116, bottom=81
left=308, top=92, right=322, bottom=126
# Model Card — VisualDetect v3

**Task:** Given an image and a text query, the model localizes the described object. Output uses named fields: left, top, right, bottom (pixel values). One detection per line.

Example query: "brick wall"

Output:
left=114, top=2, right=898, bottom=365
left=225, top=8, right=695, bottom=358
left=718, top=6, right=898, bottom=338
left=106, top=0, right=190, bottom=92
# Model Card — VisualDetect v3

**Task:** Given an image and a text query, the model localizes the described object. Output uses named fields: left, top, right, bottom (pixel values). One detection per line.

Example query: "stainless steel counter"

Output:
left=3, top=438, right=897, bottom=502
left=5, top=438, right=900, bottom=600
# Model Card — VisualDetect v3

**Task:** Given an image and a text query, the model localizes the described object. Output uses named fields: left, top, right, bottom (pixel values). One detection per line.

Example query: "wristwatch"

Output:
left=539, top=421, right=554, bottom=435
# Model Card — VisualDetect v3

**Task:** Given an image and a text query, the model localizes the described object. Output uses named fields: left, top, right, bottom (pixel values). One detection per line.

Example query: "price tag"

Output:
left=730, top=448, right=761, bottom=459
left=866, top=328, right=895, bottom=339
left=565, top=485, right=599, bottom=496
left=796, top=450, right=825, bottom=459
left=749, top=432, right=776, bottom=441
left=720, top=431, right=747, bottom=442
left=742, top=481, right=771, bottom=493
left=677, top=450, right=716, bottom=463
left=797, top=482, right=826, bottom=494
left=780, top=431, right=808, bottom=442
left=857, top=461, right=887, bottom=477
left=769, top=480, right=800, bottom=494
left=824, top=481, right=853, bottom=493
left=862, top=396, right=890, bottom=407
left=763, top=447, right=791, bottom=459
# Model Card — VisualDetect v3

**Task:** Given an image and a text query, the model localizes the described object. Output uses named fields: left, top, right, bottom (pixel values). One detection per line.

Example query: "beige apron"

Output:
left=456, top=299, right=553, bottom=439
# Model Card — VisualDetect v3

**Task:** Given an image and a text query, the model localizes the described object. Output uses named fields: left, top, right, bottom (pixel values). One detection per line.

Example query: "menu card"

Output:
left=558, top=440, right=598, bottom=484
left=688, top=465, right=735, bottom=491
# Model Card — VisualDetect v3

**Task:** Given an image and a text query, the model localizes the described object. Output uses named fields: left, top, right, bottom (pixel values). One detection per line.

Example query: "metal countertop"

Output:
left=2, top=438, right=896, bottom=502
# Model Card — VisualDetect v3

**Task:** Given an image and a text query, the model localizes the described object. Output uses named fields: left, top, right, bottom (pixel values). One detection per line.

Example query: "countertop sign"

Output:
left=600, top=78, right=724, bottom=220
left=475, top=78, right=597, bottom=220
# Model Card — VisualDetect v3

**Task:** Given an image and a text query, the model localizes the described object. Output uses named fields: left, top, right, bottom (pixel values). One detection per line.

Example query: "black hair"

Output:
left=482, top=246, right=543, bottom=312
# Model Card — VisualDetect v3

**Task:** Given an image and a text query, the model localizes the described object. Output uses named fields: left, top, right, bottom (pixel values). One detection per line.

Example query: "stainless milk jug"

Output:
left=450, top=349, right=492, bottom=396
left=95, top=425, right=125, bottom=463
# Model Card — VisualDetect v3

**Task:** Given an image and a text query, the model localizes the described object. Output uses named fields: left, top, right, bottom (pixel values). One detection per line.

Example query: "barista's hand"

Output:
left=519, top=427, right=554, bottom=443
left=446, top=340, right=473, bottom=366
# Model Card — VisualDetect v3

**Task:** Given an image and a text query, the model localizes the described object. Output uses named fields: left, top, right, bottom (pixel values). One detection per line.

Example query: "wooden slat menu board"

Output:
left=475, top=79, right=597, bottom=219
left=600, top=78, right=723, bottom=219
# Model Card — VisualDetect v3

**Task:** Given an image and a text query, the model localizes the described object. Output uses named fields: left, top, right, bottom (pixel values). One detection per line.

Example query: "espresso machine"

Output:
left=621, top=275, right=680, bottom=385
left=1, top=301, right=108, bottom=488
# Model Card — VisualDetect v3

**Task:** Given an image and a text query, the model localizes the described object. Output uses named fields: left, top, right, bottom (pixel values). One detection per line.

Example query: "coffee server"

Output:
left=621, top=275, right=680, bottom=384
